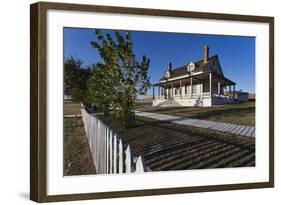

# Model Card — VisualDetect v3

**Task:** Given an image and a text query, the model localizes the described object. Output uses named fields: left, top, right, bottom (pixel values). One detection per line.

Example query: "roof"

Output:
left=160, top=55, right=219, bottom=81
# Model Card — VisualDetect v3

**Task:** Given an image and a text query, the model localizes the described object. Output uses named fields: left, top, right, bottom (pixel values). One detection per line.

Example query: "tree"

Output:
left=87, top=63, right=114, bottom=114
left=88, top=29, right=151, bottom=128
left=64, top=56, right=92, bottom=104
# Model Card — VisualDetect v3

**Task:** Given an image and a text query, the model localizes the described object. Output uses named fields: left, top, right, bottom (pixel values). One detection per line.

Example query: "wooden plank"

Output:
left=125, top=145, right=132, bottom=173
left=209, top=124, right=221, bottom=131
left=218, top=123, right=232, bottom=131
left=204, top=121, right=216, bottom=128
left=234, top=126, right=246, bottom=135
left=240, top=127, right=251, bottom=136
left=221, top=124, right=233, bottom=132
left=183, top=119, right=194, bottom=125
left=200, top=120, right=211, bottom=128
left=222, top=124, right=233, bottom=131
left=227, top=124, right=240, bottom=133
left=245, top=127, right=255, bottom=137
left=118, top=139, right=123, bottom=173
left=187, top=119, right=200, bottom=126
left=211, top=122, right=224, bottom=130
left=194, top=120, right=206, bottom=128
left=214, top=123, right=226, bottom=131
left=230, top=125, right=242, bottom=134
left=251, top=130, right=256, bottom=138
left=223, top=124, right=236, bottom=132
left=209, top=122, right=221, bottom=129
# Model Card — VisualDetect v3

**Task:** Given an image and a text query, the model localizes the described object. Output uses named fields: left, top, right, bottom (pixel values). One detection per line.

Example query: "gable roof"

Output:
left=160, top=55, right=221, bottom=81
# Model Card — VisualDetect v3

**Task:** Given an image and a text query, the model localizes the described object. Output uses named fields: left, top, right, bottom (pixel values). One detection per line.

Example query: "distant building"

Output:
left=152, top=46, right=242, bottom=107
left=237, top=92, right=249, bottom=102
left=64, top=95, right=72, bottom=102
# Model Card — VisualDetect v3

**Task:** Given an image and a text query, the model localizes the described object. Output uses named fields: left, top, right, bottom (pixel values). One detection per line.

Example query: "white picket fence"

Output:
left=81, top=108, right=148, bottom=174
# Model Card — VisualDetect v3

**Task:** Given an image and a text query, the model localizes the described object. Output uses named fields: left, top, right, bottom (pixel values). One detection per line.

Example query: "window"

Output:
left=187, top=62, right=195, bottom=72
left=185, top=85, right=190, bottom=94
left=165, top=71, right=170, bottom=78
left=192, top=84, right=196, bottom=94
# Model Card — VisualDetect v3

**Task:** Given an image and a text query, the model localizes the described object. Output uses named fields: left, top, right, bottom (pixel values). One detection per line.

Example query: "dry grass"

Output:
left=64, top=117, right=96, bottom=176
left=134, top=100, right=152, bottom=109
left=64, top=102, right=81, bottom=115
left=142, top=102, right=255, bottom=126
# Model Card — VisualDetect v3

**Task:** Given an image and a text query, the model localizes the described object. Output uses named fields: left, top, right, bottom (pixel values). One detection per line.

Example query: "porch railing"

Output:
left=153, top=92, right=212, bottom=100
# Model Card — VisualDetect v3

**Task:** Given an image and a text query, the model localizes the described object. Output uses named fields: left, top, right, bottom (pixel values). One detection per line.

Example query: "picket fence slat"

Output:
left=81, top=108, right=148, bottom=174
left=125, top=145, right=132, bottom=173
left=113, top=135, right=117, bottom=174
left=118, top=139, right=123, bottom=173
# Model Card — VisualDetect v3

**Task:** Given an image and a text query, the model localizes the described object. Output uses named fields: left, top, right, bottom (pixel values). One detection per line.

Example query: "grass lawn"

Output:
left=142, top=102, right=255, bottom=126
left=134, top=100, right=152, bottom=109
left=64, top=117, right=96, bottom=176
left=99, top=114, right=255, bottom=171
left=64, top=102, right=82, bottom=115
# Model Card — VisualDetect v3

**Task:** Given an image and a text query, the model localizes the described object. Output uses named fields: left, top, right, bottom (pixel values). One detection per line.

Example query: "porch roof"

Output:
left=153, top=71, right=236, bottom=87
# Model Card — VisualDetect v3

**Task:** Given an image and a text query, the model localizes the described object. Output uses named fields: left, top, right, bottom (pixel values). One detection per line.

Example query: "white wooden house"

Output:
left=152, top=46, right=238, bottom=107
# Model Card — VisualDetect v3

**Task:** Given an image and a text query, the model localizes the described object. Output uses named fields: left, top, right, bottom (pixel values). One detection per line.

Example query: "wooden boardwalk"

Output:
left=135, top=111, right=255, bottom=138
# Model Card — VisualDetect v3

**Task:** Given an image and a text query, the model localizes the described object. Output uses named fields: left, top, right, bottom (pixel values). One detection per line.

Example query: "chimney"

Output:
left=168, top=62, right=172, bottom=72
left=204, top=46, right=209, bottom=64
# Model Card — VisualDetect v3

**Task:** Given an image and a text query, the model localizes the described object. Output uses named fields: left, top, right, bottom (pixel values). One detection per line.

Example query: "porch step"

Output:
left=157, top=100, right=182, bottom=107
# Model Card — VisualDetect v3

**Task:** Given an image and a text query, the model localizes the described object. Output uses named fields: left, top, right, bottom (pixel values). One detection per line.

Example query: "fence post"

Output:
left=113, top=134, right=117, bottom=174
left=96, top=118, right=100, bottom=172
left=109, top=130, right=113, bottom=174
left=125, top=145, right=132, bottom=173
left=118, top=139, right=123, bottom=174
left=135, top=155, right=146, bottom=173
left=106, top=127, right=109, bottom=174
left=102, top=124, right=106, bottom=174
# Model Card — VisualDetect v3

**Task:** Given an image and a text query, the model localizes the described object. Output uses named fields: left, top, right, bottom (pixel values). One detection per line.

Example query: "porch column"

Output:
left=209, top=73, right=212, bottom=97
left=200, top=79, right=203, bottom=98
left=171, top=82, right=174, bottom=99
left=180, top=80, right=182, bottom=99
left=229, top=85, right=232, bottom=98
left=218, top=81, right=221, bottom=97
left=190, top=77, right=193, bottom=98
left=233, top=84, right=235, bottom=98
left=158, top=86, right=160, bottom=98
left=153, top=86, right=155, bottom=100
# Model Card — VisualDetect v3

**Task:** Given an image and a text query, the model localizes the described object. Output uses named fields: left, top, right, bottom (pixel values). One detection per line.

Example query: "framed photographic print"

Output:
left=30, top=1, right=274, bottom=202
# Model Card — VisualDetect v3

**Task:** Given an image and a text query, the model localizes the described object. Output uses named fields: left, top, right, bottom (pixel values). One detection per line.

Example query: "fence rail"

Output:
left=81, top=108, right=148, bottom=174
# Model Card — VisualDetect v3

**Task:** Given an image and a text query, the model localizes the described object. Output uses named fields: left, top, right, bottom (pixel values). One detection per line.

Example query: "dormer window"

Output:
left=187, top=62, right=195, bottom=72
left=165, top=70, right=170, bottom=78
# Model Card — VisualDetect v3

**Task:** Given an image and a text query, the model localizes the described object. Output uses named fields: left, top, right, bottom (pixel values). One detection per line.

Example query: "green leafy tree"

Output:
left=64, top=56, right=92, bottom=104
left=88, top=29, right=151, bottom=128
left=87, top=63, right=114, bottom=114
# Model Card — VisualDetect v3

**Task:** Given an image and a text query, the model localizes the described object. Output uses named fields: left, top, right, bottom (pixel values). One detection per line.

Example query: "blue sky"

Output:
left=64, top=27, right=255, bottom=95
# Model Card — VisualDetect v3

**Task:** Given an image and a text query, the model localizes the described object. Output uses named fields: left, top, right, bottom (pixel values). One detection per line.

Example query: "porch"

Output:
left=152, top=72, right=236, bottom=107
